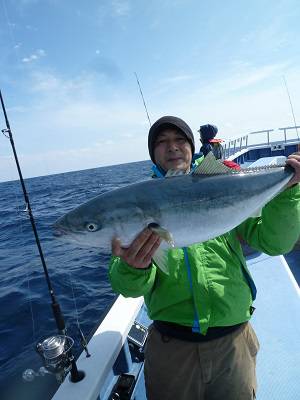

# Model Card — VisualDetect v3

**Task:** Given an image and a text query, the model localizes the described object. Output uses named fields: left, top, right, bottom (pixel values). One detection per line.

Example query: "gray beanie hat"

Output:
left=148, top=116, right=195, bottom=163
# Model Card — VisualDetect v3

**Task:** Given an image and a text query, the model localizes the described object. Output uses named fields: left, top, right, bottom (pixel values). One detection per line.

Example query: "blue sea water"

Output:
left=0, top=160, right=152, bottom=400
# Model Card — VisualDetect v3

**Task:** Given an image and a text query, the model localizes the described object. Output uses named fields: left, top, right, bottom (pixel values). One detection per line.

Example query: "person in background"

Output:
left=209, top=138, right=224, bottom=159
left=197, top=123, right=240, bottom=170
left=198, top=123, right=218, bottom=156
left=109, top=116, right=300, bottom=400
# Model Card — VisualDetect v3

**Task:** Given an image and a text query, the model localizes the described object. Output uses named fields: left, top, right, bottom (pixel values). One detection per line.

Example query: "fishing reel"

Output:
left=23, top=333, right=86, bottom=384
left=35, top=334, right=82, bottom=383
left=22, top=325, right=90, bottom=384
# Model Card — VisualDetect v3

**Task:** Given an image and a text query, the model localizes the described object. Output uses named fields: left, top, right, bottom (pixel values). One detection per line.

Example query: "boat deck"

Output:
left=248, top=252, right=300, bottom=399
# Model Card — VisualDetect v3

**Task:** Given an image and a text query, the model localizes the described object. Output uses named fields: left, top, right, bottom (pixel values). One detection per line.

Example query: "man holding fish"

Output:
left=109, top=116, right=300, bottom=400
left=54, top=115, right=300, bottom=399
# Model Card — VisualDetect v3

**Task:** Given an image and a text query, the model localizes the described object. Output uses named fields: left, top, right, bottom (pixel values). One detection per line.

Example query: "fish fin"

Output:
left=148, top=223, right=175, bottom=247
left=152, top=248, right=170, bottom=275
left=165, top=169, right=186, bottom=177
left=193, top=152, right=234, bottom=175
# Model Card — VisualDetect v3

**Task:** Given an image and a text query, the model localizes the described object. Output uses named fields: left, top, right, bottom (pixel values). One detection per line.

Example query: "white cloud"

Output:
left=22, top=49, right=46, bottom=63
left=216, top=63, right=291, bottom=93
left=149, top=62, right=300, bottom=143
left=111, top=0, right=130, bottom=16
left=2, top=61, right=300, bottom=182
left=0, top=135, right=149, bottom=182
left=30, top=71, right=60, bottom=90
left=0, top=67, right=150, bottom=182
left=95, top=0, right=131, bottom=26
left=25, top=24, right=38, bottom=31
left=161, top=74, right=195, bottom=85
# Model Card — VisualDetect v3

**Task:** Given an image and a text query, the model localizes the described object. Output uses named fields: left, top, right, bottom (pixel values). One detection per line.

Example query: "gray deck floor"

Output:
left=248, top=253, right=300, bottom=399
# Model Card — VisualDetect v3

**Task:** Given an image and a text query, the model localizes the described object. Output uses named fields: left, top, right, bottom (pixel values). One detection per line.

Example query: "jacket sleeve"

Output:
left=236, top=184, right=300, bottom=255
left=108, top=256, right=157, bottom=298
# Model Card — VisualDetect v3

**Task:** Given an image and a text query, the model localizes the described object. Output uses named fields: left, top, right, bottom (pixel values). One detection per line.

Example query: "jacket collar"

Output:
left=151, top=154, right=204, bottom=178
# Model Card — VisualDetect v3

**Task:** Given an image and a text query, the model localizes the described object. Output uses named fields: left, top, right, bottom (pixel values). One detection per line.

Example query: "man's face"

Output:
left=153, top=128, right=193, bottom=172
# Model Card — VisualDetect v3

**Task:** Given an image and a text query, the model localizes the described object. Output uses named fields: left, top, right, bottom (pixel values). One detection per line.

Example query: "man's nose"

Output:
left=167, top=141, right=179, bottom=151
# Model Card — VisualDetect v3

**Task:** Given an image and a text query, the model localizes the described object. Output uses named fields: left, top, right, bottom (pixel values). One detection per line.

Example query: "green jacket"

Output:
left=109, top=182, right=300, bottom=335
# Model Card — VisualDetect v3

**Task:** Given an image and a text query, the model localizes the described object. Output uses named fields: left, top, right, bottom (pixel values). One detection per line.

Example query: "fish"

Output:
left=53, top=152, right=295, bottom=274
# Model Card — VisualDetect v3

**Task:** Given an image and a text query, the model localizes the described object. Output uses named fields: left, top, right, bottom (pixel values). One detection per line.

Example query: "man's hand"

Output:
left=286, top=152, right=300, bottom=187
left=112, top=228, right=161, bottom=269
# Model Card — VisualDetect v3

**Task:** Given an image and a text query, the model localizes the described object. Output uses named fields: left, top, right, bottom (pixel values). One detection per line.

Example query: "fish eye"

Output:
left=86, top=222, right=98, bottom=232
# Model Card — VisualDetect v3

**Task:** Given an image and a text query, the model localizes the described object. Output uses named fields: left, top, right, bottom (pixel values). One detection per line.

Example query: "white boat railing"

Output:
left=223, top=125, right=300, bottom=159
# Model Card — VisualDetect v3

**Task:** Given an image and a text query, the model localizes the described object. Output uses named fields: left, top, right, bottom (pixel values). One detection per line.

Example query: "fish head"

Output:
left=53, top=201, right=114, bottom=250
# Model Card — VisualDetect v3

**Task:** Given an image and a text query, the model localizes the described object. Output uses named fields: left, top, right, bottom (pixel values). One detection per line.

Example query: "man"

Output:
left=109, top=116, right=300, bottom=400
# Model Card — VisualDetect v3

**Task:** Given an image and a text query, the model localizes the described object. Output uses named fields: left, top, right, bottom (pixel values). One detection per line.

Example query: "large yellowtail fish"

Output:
left=53, top=153, right=295, bottom=273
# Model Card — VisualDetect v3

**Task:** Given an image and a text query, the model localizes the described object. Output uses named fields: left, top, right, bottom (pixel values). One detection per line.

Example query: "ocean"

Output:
left=0, top=160, right=152, bottom=400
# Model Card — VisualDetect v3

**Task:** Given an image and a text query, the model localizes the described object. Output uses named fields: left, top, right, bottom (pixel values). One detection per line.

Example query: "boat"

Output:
left=49, top=126, right=300, bottom=400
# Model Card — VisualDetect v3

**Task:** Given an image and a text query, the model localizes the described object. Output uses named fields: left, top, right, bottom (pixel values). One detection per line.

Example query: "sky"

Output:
left=0, top=0, right=300, bottom=182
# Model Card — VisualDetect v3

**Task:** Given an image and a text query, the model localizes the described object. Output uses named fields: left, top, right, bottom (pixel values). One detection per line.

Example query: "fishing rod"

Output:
left=282, top=75, right=299, bottom=141
left=134, top=72, right=152, bottom=128
left=0, top=89, right=85, bottom=383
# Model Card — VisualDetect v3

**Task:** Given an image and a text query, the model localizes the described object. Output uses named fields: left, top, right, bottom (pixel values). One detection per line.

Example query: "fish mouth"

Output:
left=53, top=224, right=69, bottom=238
left=52, top=224, right=83, bottom=246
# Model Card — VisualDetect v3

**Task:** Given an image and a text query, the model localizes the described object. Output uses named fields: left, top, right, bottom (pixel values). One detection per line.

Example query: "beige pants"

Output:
left=144, top=322, right=259, bottom=400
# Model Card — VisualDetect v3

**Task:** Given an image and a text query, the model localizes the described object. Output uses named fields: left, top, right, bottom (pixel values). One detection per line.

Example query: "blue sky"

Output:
left=0, top=0, right=300, bottom=181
